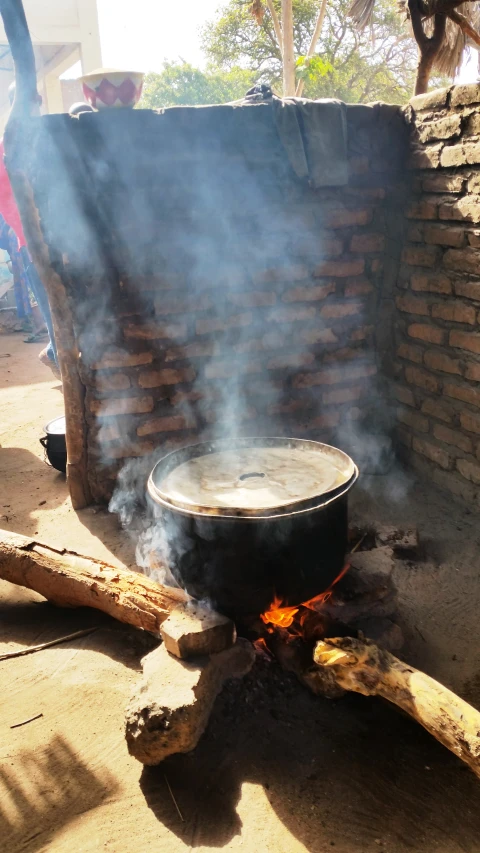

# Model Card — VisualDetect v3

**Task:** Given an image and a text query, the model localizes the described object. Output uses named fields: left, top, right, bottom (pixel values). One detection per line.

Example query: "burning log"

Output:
left=0, top=528, right=190, bottom=634
left=314, top=637, right=480, bottom=779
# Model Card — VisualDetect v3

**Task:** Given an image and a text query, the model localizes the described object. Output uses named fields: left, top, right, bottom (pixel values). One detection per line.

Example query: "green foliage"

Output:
left=140, top=62, right=256, bottom=108
left=201, top=0, right=420, bottom=103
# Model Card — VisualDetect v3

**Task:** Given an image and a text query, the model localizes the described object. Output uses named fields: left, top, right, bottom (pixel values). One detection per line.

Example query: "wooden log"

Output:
left=314, top=636, right=480, bottom=779
left=0, top=529, right=190, bottom=634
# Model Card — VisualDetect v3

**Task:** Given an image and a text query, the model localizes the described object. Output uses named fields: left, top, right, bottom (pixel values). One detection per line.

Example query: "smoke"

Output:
left=38, top=104, right=406, bottom=582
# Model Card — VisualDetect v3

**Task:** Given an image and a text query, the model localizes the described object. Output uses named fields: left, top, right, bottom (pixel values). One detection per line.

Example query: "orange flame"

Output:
left=260, top=562, right=351, bottom=632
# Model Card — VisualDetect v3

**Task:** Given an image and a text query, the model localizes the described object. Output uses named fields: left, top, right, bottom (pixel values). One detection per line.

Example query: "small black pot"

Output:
left=40, top=416, right=67, bottom=473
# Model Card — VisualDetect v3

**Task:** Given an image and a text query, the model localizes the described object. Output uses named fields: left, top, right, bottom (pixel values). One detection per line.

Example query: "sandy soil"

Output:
left=1, top=331, right=480, bottom=853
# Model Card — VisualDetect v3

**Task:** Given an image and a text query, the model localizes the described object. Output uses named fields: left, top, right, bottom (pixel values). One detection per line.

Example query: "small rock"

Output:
left=160, top=602, right=236, bottom=659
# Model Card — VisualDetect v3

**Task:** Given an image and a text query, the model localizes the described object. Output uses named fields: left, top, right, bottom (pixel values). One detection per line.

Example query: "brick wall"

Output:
left=395, top=83, right=480, bottom=501
left=27, top=102, right=407, bottom=502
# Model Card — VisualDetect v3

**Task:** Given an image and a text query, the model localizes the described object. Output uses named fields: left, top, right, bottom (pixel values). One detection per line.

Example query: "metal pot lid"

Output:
left=45, top=416, right=66, bottom=435
left=149, top=437, right=356, bottom=516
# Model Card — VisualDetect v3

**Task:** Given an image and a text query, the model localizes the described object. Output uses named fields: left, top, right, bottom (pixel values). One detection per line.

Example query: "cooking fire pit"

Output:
left=147, top=437, right=358, bottom=619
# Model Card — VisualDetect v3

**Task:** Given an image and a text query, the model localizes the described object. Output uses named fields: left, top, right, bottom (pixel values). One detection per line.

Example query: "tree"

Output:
left=350, top=0, right=480, bottom=95
left=201, top=0, right=422, bottom=104
left=140, top=62, right=256, bottom=108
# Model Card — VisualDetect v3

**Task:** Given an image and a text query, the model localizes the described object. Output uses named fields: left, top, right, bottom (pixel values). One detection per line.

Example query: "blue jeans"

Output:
left=21, top=248, right=58, bottom=365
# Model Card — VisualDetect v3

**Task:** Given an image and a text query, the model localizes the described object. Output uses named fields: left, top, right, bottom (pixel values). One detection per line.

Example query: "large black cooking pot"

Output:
left=148, top=438, right=358, bottom=619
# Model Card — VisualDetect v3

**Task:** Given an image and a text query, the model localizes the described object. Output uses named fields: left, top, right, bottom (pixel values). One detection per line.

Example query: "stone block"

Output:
left=441, top=141, right=480, bottom=167
left=407, top=143, right=443, bottom=170
left=125, top=639, right=254, bottom=765
left=439, top=197, right=480, bottom=223
left=422, top=174, right=465, bottom=194
left=417, top=113, right=461, bottom=143
left=160, top=603, right=236, bottom=659
left=410, top=88, right=450, bottom=111
left=450, top=83, right=480, bottom=107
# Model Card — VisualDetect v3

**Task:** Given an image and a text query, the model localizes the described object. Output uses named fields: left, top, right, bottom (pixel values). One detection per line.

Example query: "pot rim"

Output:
left=148, top=463, right=359, bottom=522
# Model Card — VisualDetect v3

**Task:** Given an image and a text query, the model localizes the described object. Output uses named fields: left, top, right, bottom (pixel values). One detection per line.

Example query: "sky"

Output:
left=96, top=0, right=222, bottom=73
left=63, top=0, right=478, bottom=83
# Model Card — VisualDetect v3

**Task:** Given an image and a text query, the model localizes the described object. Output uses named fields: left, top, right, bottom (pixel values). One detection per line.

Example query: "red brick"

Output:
left=460, top=410, right=480, bottom=434
left=370, top=259, right=383, bottom=274
left=408, top=324, right=445, bottom=345
left=138, top=367, right=196, bottom=388
left=314, top=259, right=365, bottom=278
left=165, top=342, right=217, bottom=361
left=456, top=458, right=480, bottom=484
left=320, top=302, right=363, bottom=319
left=431, top=302, right=476, bottom=324
left=411, top=273, right=451, bottom=294
left=92, top=350, right=153, bottom=370
left=324, top=208, right=371, bottom=229
left=97, top=422, right=122, bottom=442
left=90, top=396, right=154, bottom=417
left=444, top=247, right=480, bottom=274
left=153, top=294, right=212, bottom=315
left=96, top=373, right=131, bottom=392
left=396, top=294, right=429, bottom=316
left=137, top=415, right=191, bottom=437
left=439, top=196, right=480, bottom=222
left=300, top=327, right=338, bottom=345
left=406, top=223, right=424, bottom=242
left=282, top=282, right=335, bottom=303
left=104, top=441, right=155, bottom=459
left=444, top=381, right=480, bottom=407
left=467, top=230, right=480, bottom=248
left=396, top=426, right=412, bottom=447
left=413, top=437, right=451, bottom=469
left=205, top=360, right=261, bottom=380
left=322, top=386, right=362, bottom=405
left=349, top=233, right=385, bottom=253
left=397, top=342, right=424, bottom=364
left=454, top=281, right=480, bottom=302
left=267, top=353, right=315, bottom=370
left=268, top=399, right=311, bottom=416
left=405, top=366, right=439, bottom=393
left=254, top=264, right=308, bottom=284
left=465, top=362, right=480, bottom=381
left=395, top=385, right=416, bottom=406
left=423, top=349, right=461, bottom=375
left=350, top=325, right=374, bottom=342
left=424, top=224, right=465, bottom=248
left=309, top=412, right=341, bottom=428
left=268, top=306, right=316, bottom=323
left=293, top=364, right=376, bottom=388
left=406, top=198, right=438, bottom=220
left=433, top=424, right=472, bottom=453
left=421, top=397, right=453, bottom=423
left=449, top=330, right=480, bottom=354
left=401, top=245, right=439, bottom=267
left=344, top=278, right=374, bottom=297
left=324, top=346, right=363, bottom=363
left=397, top=406, right=429, bottom=433
left=228, top=291, right=276, bottom=308
left=422, top=174, right=465, bottom=193
left=124, top=322, right=186, bottom=340
left=196, top=312, right=252, bottom=335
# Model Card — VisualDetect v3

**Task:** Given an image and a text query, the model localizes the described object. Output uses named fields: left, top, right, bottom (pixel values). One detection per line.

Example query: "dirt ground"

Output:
left=1, top=330, right=480, bottom=853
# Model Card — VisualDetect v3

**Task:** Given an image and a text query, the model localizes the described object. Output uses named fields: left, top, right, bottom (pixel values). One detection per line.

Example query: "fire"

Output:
left=260, top=561, right=351, bottom=632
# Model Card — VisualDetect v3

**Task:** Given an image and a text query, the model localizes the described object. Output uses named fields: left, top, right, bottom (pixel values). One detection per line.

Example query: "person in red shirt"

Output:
left=0, top=83, right=59, bottom=377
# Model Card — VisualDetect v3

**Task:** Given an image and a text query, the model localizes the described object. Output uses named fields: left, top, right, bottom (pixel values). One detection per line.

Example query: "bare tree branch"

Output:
left=265, top=0, right=284, bottom=51
left=296, top=0, right=329, bottom=95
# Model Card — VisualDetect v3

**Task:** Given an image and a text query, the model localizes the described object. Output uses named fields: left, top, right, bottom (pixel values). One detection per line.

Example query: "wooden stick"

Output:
left=10, top=713, right=43, bottom=729
left=0, top=627, right=98, bottom=661
left=0, top=529, right=190, bottom=635
left=314, top=636, right=480, bottom=778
